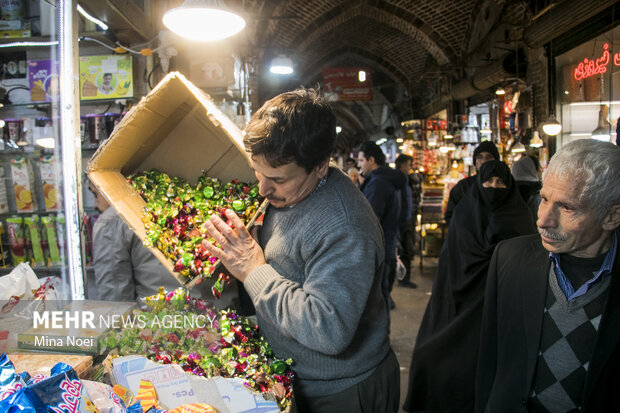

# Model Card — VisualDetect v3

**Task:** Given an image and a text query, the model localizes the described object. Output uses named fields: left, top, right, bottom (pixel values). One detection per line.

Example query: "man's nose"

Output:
left=536, top=201, right=554, bottom=228
left=259, top=180, right=273, bottom=197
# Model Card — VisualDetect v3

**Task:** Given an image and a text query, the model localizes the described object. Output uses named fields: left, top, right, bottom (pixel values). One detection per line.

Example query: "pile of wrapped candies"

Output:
left=128, top=170, right=262, bottom=297
left=102, top=288, right=295, bottom=411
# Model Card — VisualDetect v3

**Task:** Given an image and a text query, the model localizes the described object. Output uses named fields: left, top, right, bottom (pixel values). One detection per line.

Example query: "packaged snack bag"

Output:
left=10, top=157, right=36, bottom=213
left=24, top=216, right=45, bottom=267
left=29, top=362, right=97, bottom=413
left=0, top=168, right=10, bottom=214
left=0, top=221, right=10, bottom=267
left=38, top=155, right=60, bottom=211
left=6, top=217, right=27, bottom=266
left=0, top=353, right=27, bottom=401
left=40, top=216, right=60, bottom=266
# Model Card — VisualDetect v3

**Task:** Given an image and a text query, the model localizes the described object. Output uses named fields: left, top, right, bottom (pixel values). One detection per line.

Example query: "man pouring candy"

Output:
left=202, top=87, right=400, bottom=413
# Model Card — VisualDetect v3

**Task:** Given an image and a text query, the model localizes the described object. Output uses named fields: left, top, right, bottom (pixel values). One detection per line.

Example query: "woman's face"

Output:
left=482, top=176, right=507, bottom=188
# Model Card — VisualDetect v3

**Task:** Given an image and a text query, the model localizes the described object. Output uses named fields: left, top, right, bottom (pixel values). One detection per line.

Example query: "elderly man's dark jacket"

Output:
left=475, top=232, right=620, bottom=413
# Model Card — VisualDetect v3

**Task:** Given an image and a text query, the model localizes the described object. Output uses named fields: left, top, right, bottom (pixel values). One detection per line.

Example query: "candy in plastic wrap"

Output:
left=135, top=379, right=160, bottom=411
left=28, top=362, right=97, bottom=413
left=0, top=386, right=45, bottom=413
left=168, top=403, right=218, bottom=413
left=0, top=353, right=27, bottom=401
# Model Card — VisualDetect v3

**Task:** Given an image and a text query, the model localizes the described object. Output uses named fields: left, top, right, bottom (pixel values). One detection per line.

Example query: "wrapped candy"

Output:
left=103, top=289, right=295, bottom=410
left=128, top=171, right=263, bottom=297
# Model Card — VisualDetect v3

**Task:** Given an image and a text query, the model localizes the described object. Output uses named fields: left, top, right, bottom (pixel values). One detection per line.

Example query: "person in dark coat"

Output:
left=403, top=160, right=536, bottom=413
left=476, top=139, right=620, bottom=413
left=358, top=140, right=407, bottom=314
left=511, top=155, right=542, bottom=223
left=444, top=140, right=500, bottom=224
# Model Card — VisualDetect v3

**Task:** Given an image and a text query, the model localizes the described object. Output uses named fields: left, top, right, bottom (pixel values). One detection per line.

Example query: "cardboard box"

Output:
left=88, top=72, right=257, bottom=289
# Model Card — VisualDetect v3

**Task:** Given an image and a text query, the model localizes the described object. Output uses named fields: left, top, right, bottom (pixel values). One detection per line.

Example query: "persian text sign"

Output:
left=323, top=67, right=372, bottom=101
left=573, top=43, right=620, bottom=80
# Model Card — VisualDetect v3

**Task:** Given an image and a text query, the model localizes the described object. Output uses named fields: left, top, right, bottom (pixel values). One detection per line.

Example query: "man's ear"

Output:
left=316, top=160, right=330, bottom=178
left=602, top=204, right=620, bottom=231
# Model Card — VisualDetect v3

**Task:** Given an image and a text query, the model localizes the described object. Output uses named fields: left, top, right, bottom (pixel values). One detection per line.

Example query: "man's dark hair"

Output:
left=395, top=154, right=413, bottom=169
left=359, top=141, right=386, bottom=166
left=243, top=87, right=336, bottom=173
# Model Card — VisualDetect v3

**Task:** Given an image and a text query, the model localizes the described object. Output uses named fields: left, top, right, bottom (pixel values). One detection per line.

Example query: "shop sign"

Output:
left=573, top=43, right=620, bottom=80
left=323, top=67, right=372, bottom=101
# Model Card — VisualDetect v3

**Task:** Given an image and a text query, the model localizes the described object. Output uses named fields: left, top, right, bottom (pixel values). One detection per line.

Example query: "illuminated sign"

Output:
left=573, top=43, right=620, bottom=80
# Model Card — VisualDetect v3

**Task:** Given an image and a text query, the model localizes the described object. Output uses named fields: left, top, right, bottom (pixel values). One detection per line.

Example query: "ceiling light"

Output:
left=77, top=4, right=108, bottom=31
left=163, top=0, right=246, bottom=42
left=511, top=141, right=526, bottom=153
left=358, top=70, right=366, bottom=82
left=335, top=126, right=342, bottom=134
left=591, top=106, right=611, bottom=141
left=541, top=113, right=561, bottom=136
left=529, top=131, right=544, bottom=148
left=270, top=55, right=294, bottom=74
left=495, top=87, right=505, bottom=95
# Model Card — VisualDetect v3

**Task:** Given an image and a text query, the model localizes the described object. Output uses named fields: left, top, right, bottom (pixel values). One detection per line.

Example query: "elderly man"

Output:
left=202, top=88, right=399, bottom=413
left=475, top=139, right=620, bottom=412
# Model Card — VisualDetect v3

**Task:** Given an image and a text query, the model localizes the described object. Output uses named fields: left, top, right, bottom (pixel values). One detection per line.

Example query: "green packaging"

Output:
left=41, top=215, right=61, bottom=265
left=24, top=215, right=45, bottom=266
left=6, top=216, right=26, bottom=266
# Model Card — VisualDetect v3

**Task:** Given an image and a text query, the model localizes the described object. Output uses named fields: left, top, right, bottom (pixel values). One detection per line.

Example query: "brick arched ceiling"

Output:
left=231, top=0, right=505, bottom=149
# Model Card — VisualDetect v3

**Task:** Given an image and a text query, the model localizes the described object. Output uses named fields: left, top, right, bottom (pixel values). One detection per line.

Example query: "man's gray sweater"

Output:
left=244, top=167, right=391, bottom=398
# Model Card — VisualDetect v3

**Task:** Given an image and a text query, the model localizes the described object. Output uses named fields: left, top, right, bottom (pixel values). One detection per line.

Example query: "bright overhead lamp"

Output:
left=511, top=141, right=526, bottom=153
left=495, top=87, right=505, bottom=95
left=591, top=106, right=611, bottom=141
left=529, top=131, right=544, bottom=148
left=163, top=0, right=246, bottom=42
left=270, top=55, right=294, bottom=75
left=541, top=113, right=561, bottom=136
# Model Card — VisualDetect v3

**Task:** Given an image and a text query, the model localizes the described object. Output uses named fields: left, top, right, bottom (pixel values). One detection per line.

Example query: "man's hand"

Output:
left=202, top=209, right=266, bottom=283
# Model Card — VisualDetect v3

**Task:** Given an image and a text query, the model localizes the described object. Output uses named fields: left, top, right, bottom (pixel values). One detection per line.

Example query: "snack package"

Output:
left=0, top=353, right=28, bottom=401
left=83, top=380, right=130, bottom=413
left=40, top=215, right=61, bottom=266
left=0, top=221, right=10, bottom=267
left=38, top=155, right=60, bottom=211
left=0, top=386, right=46, bottom=412
left=0, top=168, right=10, bottom=214
left=29, top=362, right=97, bottom=413
left=6, top=217, right=26, bottom=266
left=24, top=216, right=45, bottom=267
left=10, top=157, right=36, bottom=213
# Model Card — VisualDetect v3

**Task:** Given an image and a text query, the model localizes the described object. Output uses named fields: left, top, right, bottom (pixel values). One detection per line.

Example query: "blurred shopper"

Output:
left=202, top=88, right=399, bottom=413
left=394, top=154, right=417, bottom=289
left=404, top=160, right=536, bottom=413
left=347, top=167, right=361, bottom=188
left=358, top=140, right=407, bottom=312
left=444, top=141, right=500, bottom=223
left=476, top=140, right=620, bottom=413
left=511, top=155, right=542, bottom=223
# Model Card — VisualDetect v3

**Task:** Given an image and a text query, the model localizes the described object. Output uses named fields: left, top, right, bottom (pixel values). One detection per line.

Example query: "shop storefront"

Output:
left=554, top=10, right=620, bottom=148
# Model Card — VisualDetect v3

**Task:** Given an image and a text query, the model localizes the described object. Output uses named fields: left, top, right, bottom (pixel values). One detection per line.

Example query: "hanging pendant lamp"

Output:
left=163, top=0, right=246, bottom=42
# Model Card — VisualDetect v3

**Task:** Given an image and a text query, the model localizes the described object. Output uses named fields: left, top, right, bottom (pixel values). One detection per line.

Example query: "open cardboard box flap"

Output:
left=88, top=72, right=257, bottom=288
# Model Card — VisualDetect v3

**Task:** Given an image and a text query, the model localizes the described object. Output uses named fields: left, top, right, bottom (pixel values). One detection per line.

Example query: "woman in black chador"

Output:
left=403, top=160, right=536, bottom=413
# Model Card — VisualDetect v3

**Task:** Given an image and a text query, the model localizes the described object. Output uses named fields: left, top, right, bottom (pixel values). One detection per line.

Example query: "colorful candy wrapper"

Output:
left=83, top=380, right=129, bottom=413
left=0, top=353, right=28, bottom=401
left=112, top=384, right=132, bottom=406
left=135, top=380, right=160, bottom=410
left=29, top=362, right=97, bottom=413
left=168, top=403, right=218, bottom=413
left=0, top=386, right=45, bottom=413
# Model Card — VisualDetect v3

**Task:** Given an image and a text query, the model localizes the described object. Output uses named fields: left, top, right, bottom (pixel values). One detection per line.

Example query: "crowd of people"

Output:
left=90, top=86, right=620, bottom=412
